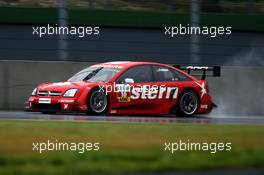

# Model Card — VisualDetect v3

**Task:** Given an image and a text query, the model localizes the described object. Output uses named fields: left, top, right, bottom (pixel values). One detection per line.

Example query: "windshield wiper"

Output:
left=84, top=67, right=103, bottom=81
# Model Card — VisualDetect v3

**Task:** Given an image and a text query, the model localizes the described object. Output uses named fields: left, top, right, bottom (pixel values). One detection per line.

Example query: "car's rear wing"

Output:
left=173, top=65, right=221, bottom=80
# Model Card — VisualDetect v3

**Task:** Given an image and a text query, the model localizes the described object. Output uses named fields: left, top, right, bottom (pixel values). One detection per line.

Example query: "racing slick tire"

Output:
left=87, top=88, right=108, bottom=115
left=177, top=89, right=199, bottom=117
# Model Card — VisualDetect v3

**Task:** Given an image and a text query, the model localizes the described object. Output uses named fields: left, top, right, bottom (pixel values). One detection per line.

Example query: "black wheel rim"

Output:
left=180, top=92, right=198, bottom=115
left=90, top=90, right=107, bottom=113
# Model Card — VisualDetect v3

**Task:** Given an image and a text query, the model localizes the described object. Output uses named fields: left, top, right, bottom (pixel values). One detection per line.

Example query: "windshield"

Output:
left=68, top=66, right=121, bottom=82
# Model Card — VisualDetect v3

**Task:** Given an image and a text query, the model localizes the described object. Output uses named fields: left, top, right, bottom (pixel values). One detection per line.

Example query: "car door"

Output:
left=151, top=65, right=191, bottom=114
left=111, top=64, right=156, bottom=113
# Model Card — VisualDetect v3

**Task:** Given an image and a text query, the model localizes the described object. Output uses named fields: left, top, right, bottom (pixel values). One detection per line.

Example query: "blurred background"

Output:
left=0, top=0, right=263, bottom=64
left=1, top=0, right=264, bottom=13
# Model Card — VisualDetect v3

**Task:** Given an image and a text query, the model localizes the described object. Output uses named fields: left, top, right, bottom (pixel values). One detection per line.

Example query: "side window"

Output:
left=116, top=65, right=153, bottom=83
left=153, top=65, right=190, bottom=82
left=172, top=68, right=191, bottom=81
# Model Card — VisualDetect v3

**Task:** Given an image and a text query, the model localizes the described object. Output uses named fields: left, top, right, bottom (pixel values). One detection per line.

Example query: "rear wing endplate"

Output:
left=173, top=65, right=221, bottom=80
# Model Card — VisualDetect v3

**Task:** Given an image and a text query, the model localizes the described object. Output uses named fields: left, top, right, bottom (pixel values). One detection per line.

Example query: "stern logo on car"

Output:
left=116, top=85, right=178, bottom=100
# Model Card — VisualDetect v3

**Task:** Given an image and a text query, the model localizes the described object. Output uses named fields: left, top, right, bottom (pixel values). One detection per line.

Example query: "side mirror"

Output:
left=125, top=78, right=134, bottom=84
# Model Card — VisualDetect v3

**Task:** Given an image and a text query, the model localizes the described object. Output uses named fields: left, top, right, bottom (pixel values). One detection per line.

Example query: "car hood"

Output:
left=37, top=81, right=98, bottom=93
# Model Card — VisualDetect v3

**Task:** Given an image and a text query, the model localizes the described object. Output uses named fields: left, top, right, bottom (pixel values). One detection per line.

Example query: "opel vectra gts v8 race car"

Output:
left=27, top=62, right=220, bottom=116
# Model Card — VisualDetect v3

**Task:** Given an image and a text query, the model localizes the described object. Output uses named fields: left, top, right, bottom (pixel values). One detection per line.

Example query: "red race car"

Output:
left=27, top=61, right=220, bottom=116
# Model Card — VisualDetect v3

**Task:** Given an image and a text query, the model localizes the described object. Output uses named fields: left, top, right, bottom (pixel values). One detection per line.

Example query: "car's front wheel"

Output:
left=87, top=88, right=108, bottom=115
left=177, top=89, right=199, bottom=116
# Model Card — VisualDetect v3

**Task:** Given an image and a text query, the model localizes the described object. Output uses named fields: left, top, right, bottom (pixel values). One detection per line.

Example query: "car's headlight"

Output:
left=31, top=88, right=37, bottom=96
left=63, top=89, right=78, bottom=97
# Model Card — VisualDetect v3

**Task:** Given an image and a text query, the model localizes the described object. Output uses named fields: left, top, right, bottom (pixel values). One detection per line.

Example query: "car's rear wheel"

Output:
left=177, top=89, right=199, bottom=116
left=87, top=88, right=108, bottom=115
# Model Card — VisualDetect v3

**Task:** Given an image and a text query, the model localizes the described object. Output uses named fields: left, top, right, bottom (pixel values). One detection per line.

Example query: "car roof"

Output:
left=97, top=61, right=168, bottom=68
left=90, top=61, right=196, bottom=81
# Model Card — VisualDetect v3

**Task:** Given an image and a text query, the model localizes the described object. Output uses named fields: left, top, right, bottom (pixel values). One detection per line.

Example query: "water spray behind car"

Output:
left=209, top=45, right=264, bottom=117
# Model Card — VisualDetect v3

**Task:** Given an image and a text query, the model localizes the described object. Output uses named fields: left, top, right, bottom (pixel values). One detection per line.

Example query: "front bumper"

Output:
left=26, top=96, right=87, bottom=112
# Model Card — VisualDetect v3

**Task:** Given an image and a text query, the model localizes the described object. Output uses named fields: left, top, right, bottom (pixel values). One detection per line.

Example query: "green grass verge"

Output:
left=0, top=120, right=264, bottom=174
left=0, top=7, right=264, bottom=31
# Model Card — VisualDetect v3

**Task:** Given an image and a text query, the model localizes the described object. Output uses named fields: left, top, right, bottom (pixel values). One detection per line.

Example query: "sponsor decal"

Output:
left=107, top=61, right=130, bottom=64
left=186, top=66, right=209, bottom=70
left=157, top=68, right=169, bottom=72
left=200, top=104, right=208, bottom=109
left=117, top=97, right=131, bottom=102
left=92, top=64, right=123, bottom=69
left=101, top=83, right=179, bottom=101
left=44, top=82, right=71, bottom=88
left=64, top=104, right=69, bottom=110
left=38, top=98, right=51, bottom=104
left=110, top=110, right=117, bottom=114
left=60, top=99, right=75, bottom=103
left=114, top=85, right=178, bottom=100
left=131, top=86, right=178, bottom=100
left=195, top=82, right=207, bottom=98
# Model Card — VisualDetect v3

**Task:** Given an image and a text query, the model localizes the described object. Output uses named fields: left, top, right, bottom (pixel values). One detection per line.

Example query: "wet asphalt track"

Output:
left=0, top=110, right=264, bottom=125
